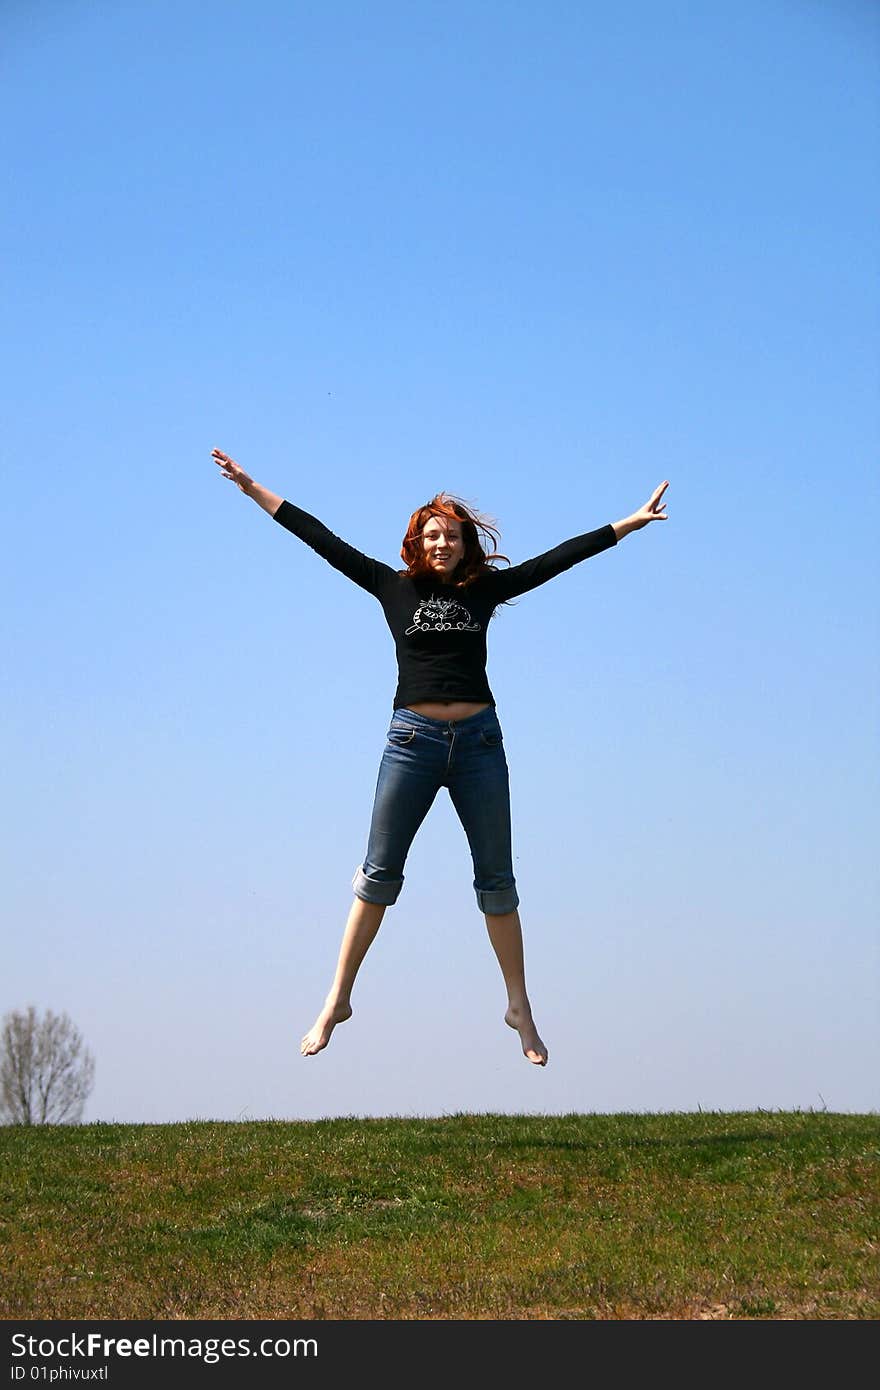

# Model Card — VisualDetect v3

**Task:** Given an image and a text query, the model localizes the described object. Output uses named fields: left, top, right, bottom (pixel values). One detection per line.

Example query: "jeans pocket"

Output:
left=388, top=726, right=416, bottom=745
left=479, top=728, right=503, bottom=747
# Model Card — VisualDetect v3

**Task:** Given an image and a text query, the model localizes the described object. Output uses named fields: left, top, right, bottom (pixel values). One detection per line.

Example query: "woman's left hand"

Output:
left=611, top=481, right=669, bottom=541
left=629, top=480, right=669, bottom=530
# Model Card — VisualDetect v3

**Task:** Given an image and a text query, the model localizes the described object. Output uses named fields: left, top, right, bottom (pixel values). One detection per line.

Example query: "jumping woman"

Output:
left=212, top=447, right=668, bottom=1067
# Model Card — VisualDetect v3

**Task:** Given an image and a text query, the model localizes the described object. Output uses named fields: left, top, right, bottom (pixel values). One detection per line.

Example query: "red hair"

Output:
left=399, top=492, right=509, bottom=587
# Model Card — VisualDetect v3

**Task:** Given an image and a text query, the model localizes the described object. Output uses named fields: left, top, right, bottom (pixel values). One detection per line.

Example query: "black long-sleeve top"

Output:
left=273, top=500, right=618, bottom=711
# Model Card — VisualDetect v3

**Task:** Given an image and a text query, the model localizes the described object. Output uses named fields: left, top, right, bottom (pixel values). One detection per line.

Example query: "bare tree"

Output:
left=0, top=1006, right=95, bottom=1125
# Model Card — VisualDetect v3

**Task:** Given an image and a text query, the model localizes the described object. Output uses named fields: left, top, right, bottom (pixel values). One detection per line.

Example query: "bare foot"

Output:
left=301, top=1001, right=353, bottom=1056
left=505, top=1003, right=548, bottom=1066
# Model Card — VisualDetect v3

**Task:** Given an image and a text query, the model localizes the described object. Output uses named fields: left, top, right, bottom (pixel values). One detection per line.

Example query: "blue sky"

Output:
left=2, top=0, right=877, bottom=1121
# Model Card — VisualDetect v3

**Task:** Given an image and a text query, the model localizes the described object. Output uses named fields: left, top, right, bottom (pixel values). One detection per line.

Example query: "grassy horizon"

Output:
left=2, top=1110, right=877, bottom=1320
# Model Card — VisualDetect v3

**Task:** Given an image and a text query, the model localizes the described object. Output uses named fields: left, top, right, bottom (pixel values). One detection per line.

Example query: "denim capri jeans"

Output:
left=352, top=705, right=519, bottom=915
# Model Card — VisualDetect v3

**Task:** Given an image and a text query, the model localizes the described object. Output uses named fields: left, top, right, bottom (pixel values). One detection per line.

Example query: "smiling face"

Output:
left=421, top=515, right=464, bottom=577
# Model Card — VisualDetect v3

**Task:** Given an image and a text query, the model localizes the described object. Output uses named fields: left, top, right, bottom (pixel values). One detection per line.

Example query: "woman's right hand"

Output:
left=212, top=447, right=253, bottom=495
left=212, top=448, right=284, bottom=517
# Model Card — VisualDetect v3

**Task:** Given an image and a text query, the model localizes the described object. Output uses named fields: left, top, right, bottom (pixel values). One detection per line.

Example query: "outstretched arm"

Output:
left=486, top=479, right=669, bottom=602
left=213, top=448, right=282, bottom=515
left=211, top=446, right=395, bottom=598
left=611, top=480, right=669, bottom=540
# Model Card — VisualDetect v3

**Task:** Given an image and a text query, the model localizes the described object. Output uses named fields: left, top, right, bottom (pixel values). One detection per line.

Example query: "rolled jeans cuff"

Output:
left=352, top=865, right=403, bottom=906
left=475, top=884, right=519, bottom=915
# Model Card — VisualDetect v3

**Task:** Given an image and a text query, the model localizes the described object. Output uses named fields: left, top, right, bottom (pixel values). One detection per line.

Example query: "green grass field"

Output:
left=2, top=1111, right=877, bottom=1320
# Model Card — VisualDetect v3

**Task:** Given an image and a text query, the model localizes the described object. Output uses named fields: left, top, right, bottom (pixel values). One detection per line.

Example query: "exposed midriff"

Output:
left=403, top=701, right=491, bottom=721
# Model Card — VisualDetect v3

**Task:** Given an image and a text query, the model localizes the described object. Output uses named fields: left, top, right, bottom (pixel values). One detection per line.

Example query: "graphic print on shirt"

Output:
left=405, top=594, right=482, bottom=635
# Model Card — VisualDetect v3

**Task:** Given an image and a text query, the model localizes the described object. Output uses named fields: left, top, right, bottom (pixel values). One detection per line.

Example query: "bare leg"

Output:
left=484, top=908, right=548, bottom=1066
left=301, top=898, right=386, bottom=1056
